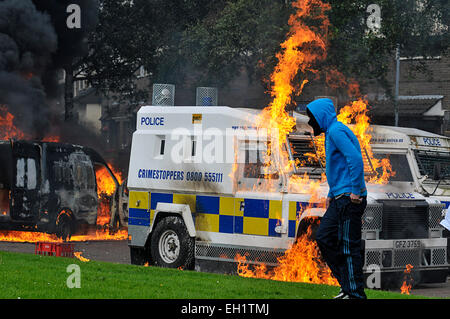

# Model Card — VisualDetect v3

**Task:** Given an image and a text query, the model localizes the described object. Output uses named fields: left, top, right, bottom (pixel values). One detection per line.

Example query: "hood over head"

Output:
left=306, top=98, right=337, bottom=134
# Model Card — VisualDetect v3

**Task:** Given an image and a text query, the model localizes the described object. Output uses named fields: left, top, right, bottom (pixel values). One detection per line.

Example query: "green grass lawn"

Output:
left=0, top=251, right=430, bottom=299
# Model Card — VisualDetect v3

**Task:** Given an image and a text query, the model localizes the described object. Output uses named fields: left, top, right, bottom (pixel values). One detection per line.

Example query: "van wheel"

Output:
left=150, top=216, right=194, bottom=270
left=55, top=210, right=73, bottom=241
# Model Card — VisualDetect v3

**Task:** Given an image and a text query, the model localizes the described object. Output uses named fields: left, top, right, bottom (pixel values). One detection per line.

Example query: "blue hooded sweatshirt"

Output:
left=306, top=98, right=367, bottom=198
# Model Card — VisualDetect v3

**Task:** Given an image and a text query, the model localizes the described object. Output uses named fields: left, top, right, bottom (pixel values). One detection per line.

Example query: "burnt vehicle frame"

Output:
left=0, top=139, right=120, bottom=240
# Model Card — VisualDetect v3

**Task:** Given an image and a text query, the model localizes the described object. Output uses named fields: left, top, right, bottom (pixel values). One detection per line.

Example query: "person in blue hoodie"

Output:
left=306, top=98, right=367, bottom=299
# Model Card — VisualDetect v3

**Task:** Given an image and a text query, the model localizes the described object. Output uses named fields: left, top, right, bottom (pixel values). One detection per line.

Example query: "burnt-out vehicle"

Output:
left=0, top=140, right=120, bottom=240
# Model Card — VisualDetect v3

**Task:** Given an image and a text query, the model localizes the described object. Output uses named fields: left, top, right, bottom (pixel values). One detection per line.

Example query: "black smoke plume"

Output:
left=0, top=0, right=98, bottom=139
left=0, top=0, right=57, bottom=137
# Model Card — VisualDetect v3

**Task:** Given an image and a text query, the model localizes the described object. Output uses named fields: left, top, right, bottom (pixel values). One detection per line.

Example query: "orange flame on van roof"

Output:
left=257, top=0, right=330, bottom=145
left=236, top=0, right=394, bottom=286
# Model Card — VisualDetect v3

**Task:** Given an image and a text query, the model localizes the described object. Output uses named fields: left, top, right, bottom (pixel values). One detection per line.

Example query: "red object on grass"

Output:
left=35, top=242, right=74, bottom=258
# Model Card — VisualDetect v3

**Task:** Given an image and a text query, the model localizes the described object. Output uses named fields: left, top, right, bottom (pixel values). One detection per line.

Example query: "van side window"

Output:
left=155, top=135, right=166, bottom=158
left=86, top=166, right=95, bottom=188
left=15, top=158, right=37, bottom=190
left=27, top=158, right=37, bottom=190
left=160, top=139, right=165, bottom=155
left=243, top=140, right=278, bottom=179
left=191, top=138, right=196, bottom=157
left=51, top=161, right=73, bottom=188
left=76, top=165, right=84, bottom=189
left=16, top=158, right=25, bottom=188
left=75, top=163, right=94, bottom=190
left=53, top=163, right=62, bottom=182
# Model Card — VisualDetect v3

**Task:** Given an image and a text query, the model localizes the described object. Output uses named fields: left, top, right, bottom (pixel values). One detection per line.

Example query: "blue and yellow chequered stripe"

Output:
left=128, top=191, right=150, bottom=226
left=128, top=191, right=314, bottom=238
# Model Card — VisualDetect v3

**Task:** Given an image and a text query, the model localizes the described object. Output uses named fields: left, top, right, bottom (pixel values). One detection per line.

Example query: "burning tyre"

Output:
left=55, top=209, right=74, bottom=241
left=150, top=216, right=194, bottom=270
left=296, top=216, right=320, bottom=241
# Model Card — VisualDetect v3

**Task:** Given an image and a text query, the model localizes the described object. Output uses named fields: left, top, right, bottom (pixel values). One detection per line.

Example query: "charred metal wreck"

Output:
left=0, top=140, right=121, bottom=240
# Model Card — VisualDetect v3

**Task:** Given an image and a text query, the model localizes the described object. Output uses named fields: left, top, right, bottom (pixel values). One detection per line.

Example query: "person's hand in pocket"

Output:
left=350, top=193, right=362, bottom=204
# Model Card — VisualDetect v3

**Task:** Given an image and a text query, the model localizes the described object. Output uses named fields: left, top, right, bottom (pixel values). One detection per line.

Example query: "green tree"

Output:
left=180, top=0, right=449, bottom=99
left=78, top=0, right=221, bottom=105
left=326, top=0, right=450, bottom=98
left=78, top=0, right=449, bottom=106
left=181, top=0, right=293, bottom=88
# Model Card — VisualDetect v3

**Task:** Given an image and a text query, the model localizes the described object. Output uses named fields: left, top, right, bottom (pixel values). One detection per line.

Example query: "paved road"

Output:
left=0, top=240, right=131, bottom=264
left=0, top=240, right=448, bottom=298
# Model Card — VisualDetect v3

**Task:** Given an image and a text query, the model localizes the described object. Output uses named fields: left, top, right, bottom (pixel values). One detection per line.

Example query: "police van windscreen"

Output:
left=372, top=153, right=413, bottom=182
left=414, top=150, right=450, bottom=181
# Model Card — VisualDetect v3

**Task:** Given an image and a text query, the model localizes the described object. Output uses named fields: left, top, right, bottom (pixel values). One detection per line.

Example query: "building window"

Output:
left=137, top=66, right=149, bottom=78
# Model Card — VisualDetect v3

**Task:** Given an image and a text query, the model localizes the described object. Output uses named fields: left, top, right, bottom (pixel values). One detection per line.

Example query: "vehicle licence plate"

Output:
left=394, top=240, right=421, bottom=249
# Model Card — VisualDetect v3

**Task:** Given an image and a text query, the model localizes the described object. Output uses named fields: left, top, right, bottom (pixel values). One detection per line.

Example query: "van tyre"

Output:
left=150, top=215, right=194, bottom=270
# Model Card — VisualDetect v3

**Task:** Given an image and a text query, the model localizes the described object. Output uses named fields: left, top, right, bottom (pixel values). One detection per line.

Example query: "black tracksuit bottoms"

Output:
left=316, top=195, right=367, bottom=299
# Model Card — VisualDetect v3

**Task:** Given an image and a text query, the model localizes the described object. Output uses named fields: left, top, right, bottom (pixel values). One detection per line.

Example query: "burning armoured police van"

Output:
left=289, top=120, right=450, bottom=286
left=127, top=99, right=448, bottom=288
left=358, top=125, right=450, bottom=284
left=0, top=140, right=120, bottom=240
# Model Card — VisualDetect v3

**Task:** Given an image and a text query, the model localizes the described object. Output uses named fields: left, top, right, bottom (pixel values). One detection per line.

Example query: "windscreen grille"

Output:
left=288, top=136, right=322, bottom=168
left=288, top=135, right=324, bottom=178
left=288, top=135, right=375, bottom=176
left=380, top=200, right=428, bottom=239
left=415, top=150, right=450, bottom=177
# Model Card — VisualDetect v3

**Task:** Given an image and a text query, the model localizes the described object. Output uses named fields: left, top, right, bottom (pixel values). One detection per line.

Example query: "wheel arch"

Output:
left=55, top=207, right=75, bottom=226
left=147, top=206, right=196, bottom=269
left=296, top=207, right=325, bottom=238
left=55, top=207, right=76, bottom=240
left=146, top=203, right=196, bottom=245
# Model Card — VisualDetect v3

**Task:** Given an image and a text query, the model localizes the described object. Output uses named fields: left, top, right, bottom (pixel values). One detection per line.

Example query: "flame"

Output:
left=41, top=135, right=60, bottom=143
left=234, top=0, right=396, bottom=286
left=257, top=0, right=330, bottom=146
left=95, top=163, right=124, bottom=227
left=336, top=97, right=395, bottom=184
left=96, top=164, right=123, bottom=197
left=74, top=251, right=90, bottom=262
left=0, top=106, right=28, bottom=140
left=236, top=221, right=338, bottom=286
left=233, top=0, right=332, bottom=284
left=400, top=264, right=414, bottom=295
left=23, top=72, right=34, bottom=80
left=0, top=229, right=128, bottom=243
left=324, top=66, right=347, bottom=90
left=235, top=0, right=330, bottom=194
left=0, top=105, right=60, bottom=142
